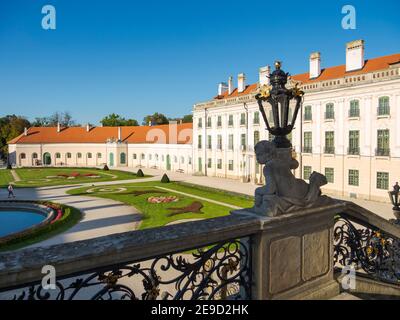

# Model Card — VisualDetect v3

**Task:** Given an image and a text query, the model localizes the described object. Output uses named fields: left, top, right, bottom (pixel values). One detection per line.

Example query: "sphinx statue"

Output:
left=251, top=140, right=333, bottom=217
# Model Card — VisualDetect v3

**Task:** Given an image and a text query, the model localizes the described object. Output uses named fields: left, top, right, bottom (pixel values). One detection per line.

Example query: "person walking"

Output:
left=7, top=183, right=15, bottom=198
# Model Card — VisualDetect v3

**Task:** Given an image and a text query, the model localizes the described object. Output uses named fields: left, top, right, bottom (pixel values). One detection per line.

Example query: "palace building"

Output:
left=8, top=123, right=193, bottom=174
left=8, top=39, right=400, bottom=202
left=192, top=40, right=400, bottom=202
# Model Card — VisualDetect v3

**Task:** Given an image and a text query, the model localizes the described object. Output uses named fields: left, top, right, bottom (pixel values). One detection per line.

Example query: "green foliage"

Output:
left=31, top=111, right=76, bottom=127
left=182, top=114, right=193, bottom=123
left=0, top=115, right=31, bottom=157
left=100, top=113, right=139, bottom=127
left=161, top=173, right=170, bottom=183
left=143, top=112, right=169, bottom=126
left=136, top=169, right=144, bottom=177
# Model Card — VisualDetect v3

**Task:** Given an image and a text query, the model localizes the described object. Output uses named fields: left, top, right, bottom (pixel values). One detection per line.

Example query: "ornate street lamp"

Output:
left=255, top=61, right=304, bottom=148
left=388, top=182, right=400, bottom=222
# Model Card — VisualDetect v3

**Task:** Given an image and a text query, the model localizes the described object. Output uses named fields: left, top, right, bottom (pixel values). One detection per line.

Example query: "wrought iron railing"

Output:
left=333, top=204, right=400, bottom=285
left=0, top=215, right=257, bottom=300
left=302, top=146, right=312, bottom=153
left=324, top=146, right=335, bottom=154
left=347, top=147, right=360, bottom=155
left=375, top=148, right=390, bottom=157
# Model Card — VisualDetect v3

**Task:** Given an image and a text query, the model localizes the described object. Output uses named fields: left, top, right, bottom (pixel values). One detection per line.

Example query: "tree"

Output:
left=100, top=113, right=139, bottom=127
left=182, top=114, right=193, bottom=123
left=32, top=111, right=77, bottom=127
left=143, top=112, right=169, bottom=126
left=0, top=115, right=31, bottom=158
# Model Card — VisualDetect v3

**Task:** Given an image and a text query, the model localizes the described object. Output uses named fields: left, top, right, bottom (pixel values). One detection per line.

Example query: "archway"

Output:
left=43, top=152, right=51, bottom=166
left=109, top=153, right=114, bottom=167
left=166, top=154, right=171, bottom=171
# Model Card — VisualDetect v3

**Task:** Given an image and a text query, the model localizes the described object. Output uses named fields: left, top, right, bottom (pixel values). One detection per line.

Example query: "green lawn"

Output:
left=12, top=167, right=149, bottom=187
left=0, top=170, right=14, bottom=187
left=68, top=181, right=253, bottom=229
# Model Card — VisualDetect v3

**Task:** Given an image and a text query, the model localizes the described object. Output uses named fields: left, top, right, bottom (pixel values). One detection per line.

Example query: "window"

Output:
left=303, top=166, right=312, bottom=180
left=268, top=132, right=274, bottom=141
left=325, top=103, right=334, bottom=119
left=241, top=134, right=246, bottom=150
left=149, top=154, right=152, bottom=160
left=377, top=172, right=389, bottom=190
left=254, top=131, right=260, bottom=145
left=217, top=116, right=222, bottom=127
left=207, top=117, right=212, bottom=128
left=155, top=154, right=159, bottom=161
left=180, top=156, right=184, bottom=164
left=217, top=135, right=222, bottom=150
left=120, top=153, right=126, bottom=164
left=87, top=153, right=92, bottom=159
left=349, top=170, right=359, bottom=186
left=325, top=168, right=334, bottom=183
left=67, top=153, right=71, bottom=158
left=97, top=153, right=102, bottom=159
left=324, top=131, right=334, bottom=154
left=228, top=160, right=234, bottom=171
left=376, top=129, right=390, bottom=156
left=349, top=100, right=360, bottom=117
left=240, top=113, right=246, bottom=126
left=303, top=132, right=312, bottom=153
left=32, top=153, right=38, bottom=159
left=20, top=153, right=26, bottom=159
left=162, top=155, right=165, bottom=161
left=198, top=135, right=202, bottom=149
left=174, top=156, right=177, bottom=163
left=198, top=118, right=202, bottom=128
left=217, top=159, right=222, bottom=169
left=378, top=97, right=390, bottom=116
left=55, top=153, right=61, bottom=159
left=228, top=115, right=234, bottom=127
left=253, top=111, right=260, bottom=125
left=141, top=153, right=145, bottom=160
left=188, top=157, right=192, bottom=165
left=133, top=154, right=137, bottom=160
left=228, top=134, right=234, bottom=150
left=348, top=131, right=360, bottom=155
left=77, top=153, right=82, bottom=158
left=207, top=158, right=212, bottom=168
left=304, top=105, right=312, bottom=121
left=207, top=135, right=212, bottom=149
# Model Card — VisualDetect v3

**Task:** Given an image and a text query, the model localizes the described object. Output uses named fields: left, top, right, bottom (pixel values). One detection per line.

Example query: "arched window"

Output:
left=87, top=153, right=92, bottom=159
left=55, top=153, right=61, bottom=159
left=349, top=100, right=360, bottom=117
left=162, top=155, right=165, bottom=161
left=97, top=153, right=102, bottom=159
left=66, top=152, right=72, bottom=158
left=32, top=153, right=38, bottom=159
left=181, top=156, right=184, bottom=164
left=188, top=157, right=192, bottom=165
left=378, top=96, right=390, bottom=115
left=120, top=152, right=126, bottom=164
left=141, top=153, right=145, bottom=160
left=174, top=156, right=178, bottom=163
left=133, top=153, right=137, bottom=160
left=155, top=154, right=159, bottom=161
left=77, top=153, right=82, bottom=158
left=20, top=153, right=26, bottom=159
left=149, top=154, right=152, bottom=160
left=254, top=131, right=260, bottom=145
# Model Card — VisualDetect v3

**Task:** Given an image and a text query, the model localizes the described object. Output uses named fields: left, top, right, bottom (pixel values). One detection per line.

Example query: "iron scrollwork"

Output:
left=334, top=216, right=400, bottom=284
left=0, top=238, right=251, bottom=300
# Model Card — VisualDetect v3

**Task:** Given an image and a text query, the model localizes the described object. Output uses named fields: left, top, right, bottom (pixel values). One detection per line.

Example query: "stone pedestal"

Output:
left=232, top=203, right=344, bottom=300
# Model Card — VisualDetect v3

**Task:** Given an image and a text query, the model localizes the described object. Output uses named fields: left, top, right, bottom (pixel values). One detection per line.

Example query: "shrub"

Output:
left=6, top=163, right=12, bottom=170
left=103, top=165, right=109, bottom=171
left=161, top=173, right=170, bottom=183
left=136, top=169, right=144, bottom=177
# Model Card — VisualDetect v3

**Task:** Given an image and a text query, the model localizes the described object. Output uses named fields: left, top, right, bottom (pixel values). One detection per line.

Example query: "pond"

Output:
left=0, top=209, right=46, bottom=237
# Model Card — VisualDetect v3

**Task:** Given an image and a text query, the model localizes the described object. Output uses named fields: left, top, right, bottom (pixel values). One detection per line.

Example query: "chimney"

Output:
left=238, top=73, right=246, bottom=93
left=259, top=66, right=270, bottom=86
left=86, top=123, right=90, bottom=132
left=118, top=127, right=121, bottom=141
left=57, top=122, right=61, bottom=133
left=309, top=52, right=321, bottom=79
left=218, top=82, right=228, bottom=96
left=24, top=127, right=28, bottom=136
left=228, top=76, right=234, bottom=95
left=346, top=39, right=365, bottom=72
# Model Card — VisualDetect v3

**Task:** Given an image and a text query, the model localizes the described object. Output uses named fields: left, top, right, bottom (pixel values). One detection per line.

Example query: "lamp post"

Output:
left=388, top=182, right=400, bottom=223
left=255, top=61, right=304, bottom=149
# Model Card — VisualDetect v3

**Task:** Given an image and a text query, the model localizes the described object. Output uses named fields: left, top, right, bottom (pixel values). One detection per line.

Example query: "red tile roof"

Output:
left=8, top=123, right=193, bottom=145
left=214, top=53, right=400, bottom=99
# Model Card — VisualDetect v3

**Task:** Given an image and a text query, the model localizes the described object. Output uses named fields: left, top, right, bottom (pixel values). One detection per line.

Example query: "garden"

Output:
left=68, top=181, right=254, bottom=229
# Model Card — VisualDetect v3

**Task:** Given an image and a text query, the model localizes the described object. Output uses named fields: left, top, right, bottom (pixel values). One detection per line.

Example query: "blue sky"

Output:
left=0, top=0, right=399, bottom=125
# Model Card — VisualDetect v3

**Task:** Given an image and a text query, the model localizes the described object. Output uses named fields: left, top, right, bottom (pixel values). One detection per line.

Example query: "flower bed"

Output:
left=147, top=196, right=179, bottom=204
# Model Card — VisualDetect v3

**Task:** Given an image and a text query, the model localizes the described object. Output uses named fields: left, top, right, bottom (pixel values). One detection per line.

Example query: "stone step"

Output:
left=330, top=292, right=362, bottom=300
